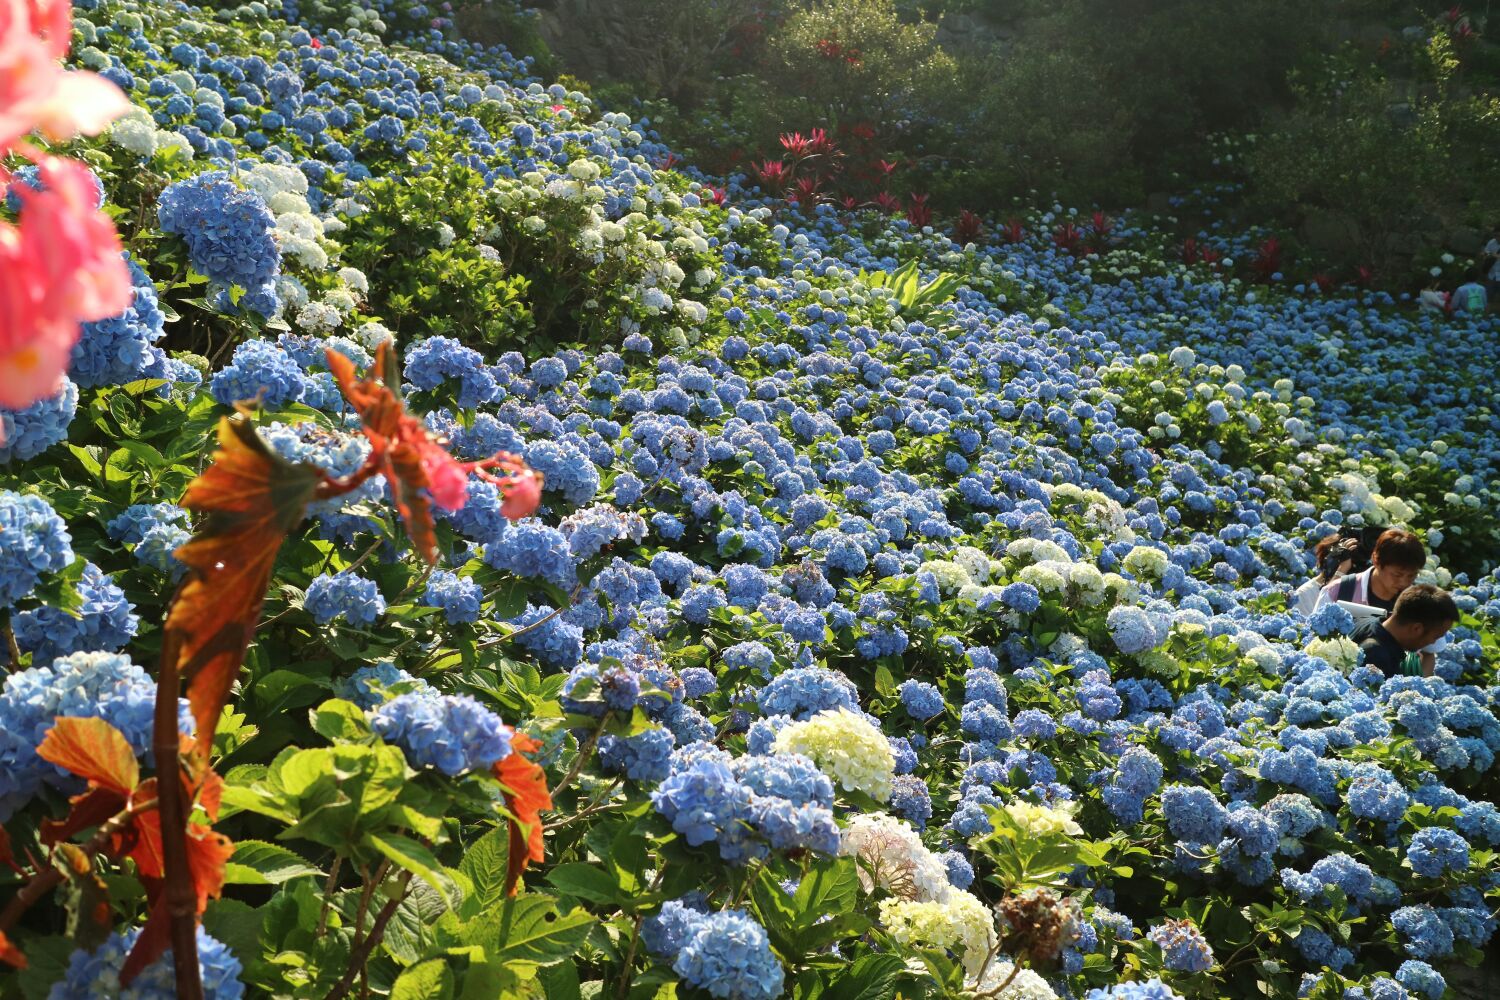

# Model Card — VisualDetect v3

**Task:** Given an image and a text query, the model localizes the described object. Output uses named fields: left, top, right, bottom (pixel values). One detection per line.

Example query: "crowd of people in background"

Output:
left=1293, top=528, right=1458, bottom=677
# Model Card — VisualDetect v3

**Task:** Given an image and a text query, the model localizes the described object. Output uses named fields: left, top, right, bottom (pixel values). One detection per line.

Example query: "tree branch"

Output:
left=323, top=870, right=413, bottom=1000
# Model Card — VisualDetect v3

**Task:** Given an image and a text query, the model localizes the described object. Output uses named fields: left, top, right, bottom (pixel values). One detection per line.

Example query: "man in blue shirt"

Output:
left=1350, top=584, right=1458, bottom=678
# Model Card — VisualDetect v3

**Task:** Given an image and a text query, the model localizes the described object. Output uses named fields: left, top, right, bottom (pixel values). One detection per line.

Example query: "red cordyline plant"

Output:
left=872, top=190, right=902, bottom=215
left=0, top=344, right=543, bottom=1000
left=1002, top=219, right=1025, bottom=245
left=1311, top=272, right=1334, bottom=293
left=1052, top=221, right=1084, bottom=256
left=954, top=209, right=983, bottom=245
left=1085, top=211, right=1114, bottom=254
left=906, top=193, right=932, bottom=228
left=1181, top=237, right=1202, bottom=265
left=1251, top=236, right=1283, bottom=283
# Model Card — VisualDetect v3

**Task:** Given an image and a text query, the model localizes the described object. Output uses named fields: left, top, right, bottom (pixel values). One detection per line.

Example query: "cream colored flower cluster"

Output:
left=839, top=814, right=1018, bottom=983
left=773, top=708, right=894, bottom=801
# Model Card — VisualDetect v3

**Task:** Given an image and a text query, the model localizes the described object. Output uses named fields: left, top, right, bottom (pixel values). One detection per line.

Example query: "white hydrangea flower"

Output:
left=295, top=301, right=342, bottom=333
left=1306, top=636, right=1360, bottom=671
left=969, top=961, right=1059, bottom=999
left=951, top=546, right=991, bottom=584
left=840, top=813, right=950, bottom=903
left=1004, top=801, right=1082, bottom=837
left=337, top=268, right=369, bottom=297
left=354, top=322, right=394, bottom=350
left=773, top=708, right=894, bottom=801
left=920, top=559, right=973, bottom=594
left=108, top=109, right=157, bottom=157
left=1122, top=546, right=1168, bottom=580
left=878, top=892, right=997, bottom=977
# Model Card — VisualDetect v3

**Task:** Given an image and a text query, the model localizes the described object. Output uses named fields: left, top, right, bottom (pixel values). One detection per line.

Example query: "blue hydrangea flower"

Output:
left=1085, top=980, right=1185, bottom=1000
left=305, top=572, right=386, bottom=626
left=670, top=908, right=785, bottom=1000
left=0, top=380, right=77, bottom=463
left=370, top=692, right=512, bottom=775
left=0, top=491, right=74, bottom=608
left=423, top=570, right=483, bottom=624
left=157, top=172, right=281, bottom=314
left=48, top=926, right=244, bottom=1000
left=210, top=339, right=306, bottom=409
left=1395, top=960, right=1446, bottom=1000
left=898, top=680, right=944, bottom=720
left=1147, top=918, right=1215, bottom=972
left=70, top=257, right=168, bottom=389
left=1160, top=785, right=1229, bottom=844
left=1406, top=827, right=1470, bottom=877
left=484, top=520, right=576, bottom=589
left=757, top=667, right=857, bottom=719
left=12, top=562, right=137, bottom=665
left=600, top=726, right=676, bottom=783
left=335, top=663, right=432, bottom=709
left=0, top=652, right=182, bottom=817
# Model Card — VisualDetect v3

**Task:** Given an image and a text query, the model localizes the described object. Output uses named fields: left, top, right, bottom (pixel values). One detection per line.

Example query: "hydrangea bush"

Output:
left=0, top=1, right=1497, bottom=999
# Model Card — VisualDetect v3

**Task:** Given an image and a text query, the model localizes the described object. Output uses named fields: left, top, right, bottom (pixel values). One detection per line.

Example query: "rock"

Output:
left=1447, top=226, right=1484, bottom=256
left=1302, top=210, right=1361, bottom=256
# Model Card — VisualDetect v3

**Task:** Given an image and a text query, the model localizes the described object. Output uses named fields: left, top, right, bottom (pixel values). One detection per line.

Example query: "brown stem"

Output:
left=323, top=871, right=413, bottom=1000
left=2, top=614, right=20, bottom=672
left=474, top=582, right=584, bottom=651
left=0, top=798, right=158, bottom=936
left=316, top=856, right=344, bottom=936
left=549, top=722, right=606, bottom=802
left=152, top=642, right=203, bottom=1000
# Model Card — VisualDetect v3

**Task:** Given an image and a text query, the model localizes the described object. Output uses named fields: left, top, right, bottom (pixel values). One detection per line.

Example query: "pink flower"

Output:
left=0, top=157, right=130, bottom=410
left=420, top=440, right=470, bottom=511
left=0, top=0, right=130, bottom=151
left=498, top=467, right=542, bottom=520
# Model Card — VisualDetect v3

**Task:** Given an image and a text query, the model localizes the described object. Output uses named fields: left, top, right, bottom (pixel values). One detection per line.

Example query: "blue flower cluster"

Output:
left=48, top=926, right=244, bottom=1000
left=370, top=691, right=513, bottom=774
left=642, top=898, right=784, bottom=1000
left=12, top=562, right=138, bottom=665
left=0, top=491, right=73, bottom=608
left=157, top=172, right=282, bottom=315
left=305, top=572, right=386, bottom=626
left=0, top=652, right=182, bottom=818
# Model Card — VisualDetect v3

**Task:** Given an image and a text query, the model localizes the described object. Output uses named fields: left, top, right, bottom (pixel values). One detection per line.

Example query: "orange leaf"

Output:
left=128, top=811, right=233, bottom=913
left=494, top=733, right=551, bottom=896
left=0, top=930, right=27, bottom=970
left=326, top=344, right=442, bottom=563
left=36, top=717, right=139, bottom=796
left=167, top=415, right=322, bottom=760
left=38, top=786, right=127, bottom=847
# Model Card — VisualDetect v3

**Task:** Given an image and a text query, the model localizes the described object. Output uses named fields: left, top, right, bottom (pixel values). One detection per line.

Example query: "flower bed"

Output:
left=0, top=2, right=1497, bottom=999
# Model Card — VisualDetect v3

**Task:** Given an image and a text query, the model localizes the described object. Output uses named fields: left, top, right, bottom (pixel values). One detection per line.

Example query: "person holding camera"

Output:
left=1292, top=531, right=1366, bottom=615
left=1349, top=584, right=1458, bottom=678
left=1313, top=528, right=1426, bottom=615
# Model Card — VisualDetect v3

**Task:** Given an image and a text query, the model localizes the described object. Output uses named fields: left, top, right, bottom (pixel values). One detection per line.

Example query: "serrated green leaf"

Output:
left=545, top=862, right=621, bottom=906
left=223, top=840, right=323, bottom=885
left=391, top=958, right=454, bottom=1000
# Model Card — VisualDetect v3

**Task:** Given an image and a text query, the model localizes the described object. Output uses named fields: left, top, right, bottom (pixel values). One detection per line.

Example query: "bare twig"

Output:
left=323, top=870, right=414, bottom=1000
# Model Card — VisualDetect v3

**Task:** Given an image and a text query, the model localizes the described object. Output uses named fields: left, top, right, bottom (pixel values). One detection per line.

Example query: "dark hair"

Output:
left=1372, top=529, right=1425, bottom=570
left=1391, top=584, right=1458, bottom=629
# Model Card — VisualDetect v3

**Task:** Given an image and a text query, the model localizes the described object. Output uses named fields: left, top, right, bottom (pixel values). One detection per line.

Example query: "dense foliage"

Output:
left=1, top=2, right=1499, bottom=1000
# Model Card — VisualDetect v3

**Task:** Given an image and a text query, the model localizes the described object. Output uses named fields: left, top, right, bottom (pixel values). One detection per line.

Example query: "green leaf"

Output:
left=792, top=858, right=858, bottom=925
left=459, top=826, right=511, bottom=911
left=223, top=840, right=323, bottom=885
left=827, top=954, right=905, bottom=1000
left=312, top=699, right=374, bottom=742
left=202, top=898, right=267, bottom=968
left=461, top=895, right=595, bottom=968
left=392, top=959, right=454, bottom=1000
left=16, top=937, right=77, bottom=1000
left=545, top=862, right=621, bottom=906
left=365, top=832, right=453, bottom=905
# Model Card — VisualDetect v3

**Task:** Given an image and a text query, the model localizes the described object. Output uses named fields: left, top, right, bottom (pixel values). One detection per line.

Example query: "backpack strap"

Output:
left=1337, top=575, right=1358, bottom=602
